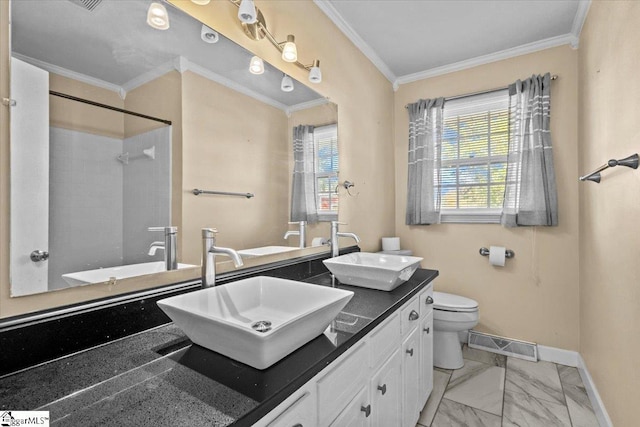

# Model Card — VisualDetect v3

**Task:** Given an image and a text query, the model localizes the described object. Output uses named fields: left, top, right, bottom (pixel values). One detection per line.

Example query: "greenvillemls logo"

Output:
left=0, top=411, right=49, bottom=427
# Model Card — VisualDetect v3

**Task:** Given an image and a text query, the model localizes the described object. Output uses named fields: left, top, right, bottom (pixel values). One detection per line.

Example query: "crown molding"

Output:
left=395, top=33, right=575, bottom=86
left=570, top=0, right=592, bottom=49
left=286, top=97, right=330, bottom=116
left=11, top=53, right=124, bottom=96
left=313, top=0, right=397, bottom=84
left=121, top=59, right=177, bottom=93
left=182, top=58, right=289, bottom=112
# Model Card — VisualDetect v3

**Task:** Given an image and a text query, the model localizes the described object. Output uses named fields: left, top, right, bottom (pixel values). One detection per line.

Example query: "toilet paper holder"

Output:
left=479, top=247, right=515, bottom=259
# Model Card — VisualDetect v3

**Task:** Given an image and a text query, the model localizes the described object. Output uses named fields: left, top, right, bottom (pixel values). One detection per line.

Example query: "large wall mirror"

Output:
left=9, top=0, right=338, bottom=297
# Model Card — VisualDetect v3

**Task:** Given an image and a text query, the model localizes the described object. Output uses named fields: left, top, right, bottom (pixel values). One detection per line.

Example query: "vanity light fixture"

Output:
left=281, top=35, right=297, bottom=63
left=191, top=0, right=211, bottom=4
left=146, top=2, right=170, bottom=30
left=201, top=24, right=219, bottom=43
left=249, top=56, right=265, bottom=75
left=238, top=0, right=258, bottom=24
left=308, top=60, right=322, bottom=83
left=281, top=74, right=294, bottom=92
left=228, top=0, right=322, bottom=84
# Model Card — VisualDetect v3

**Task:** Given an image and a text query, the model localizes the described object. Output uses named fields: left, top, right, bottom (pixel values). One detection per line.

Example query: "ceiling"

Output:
left=315, top=0, right=591, bottom=87
left=11, top=0, right=324, bottom=110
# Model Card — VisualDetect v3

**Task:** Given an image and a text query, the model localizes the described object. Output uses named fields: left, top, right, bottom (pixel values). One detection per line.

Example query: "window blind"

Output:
left=314, top=124, right=338, bottom=219
left=439, top=90, right=509, bottom=222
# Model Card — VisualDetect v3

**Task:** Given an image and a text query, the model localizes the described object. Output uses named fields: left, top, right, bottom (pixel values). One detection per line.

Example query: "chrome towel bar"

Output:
left=192, top=189, right=254, bottom=198
left=580, top=153, right=638, bottom=183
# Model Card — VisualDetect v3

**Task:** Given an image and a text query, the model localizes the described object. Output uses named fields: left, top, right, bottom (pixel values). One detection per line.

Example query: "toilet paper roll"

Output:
left=312, top=237, right=328, bottom=247
left=381, top=237, right=401, bottom=251
left=489, top=246, right=506, bottom=267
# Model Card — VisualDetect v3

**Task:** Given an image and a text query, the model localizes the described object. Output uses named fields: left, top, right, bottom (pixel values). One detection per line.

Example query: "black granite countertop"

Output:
left=0, top=269, right=438, bottom=426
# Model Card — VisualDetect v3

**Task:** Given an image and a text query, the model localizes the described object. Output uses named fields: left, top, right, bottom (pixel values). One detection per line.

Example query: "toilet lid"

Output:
left=433, top=291, right=478, bottom=312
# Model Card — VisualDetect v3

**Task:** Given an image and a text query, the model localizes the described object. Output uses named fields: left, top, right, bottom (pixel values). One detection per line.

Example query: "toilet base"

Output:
left=434, top=330, right=465, bottom=369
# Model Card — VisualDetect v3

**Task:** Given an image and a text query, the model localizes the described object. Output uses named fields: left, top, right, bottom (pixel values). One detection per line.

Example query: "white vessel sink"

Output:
left=157, top=276, right=354, bottom=369
left=237, top=246, right=299, bottom=258
left=61, top=262, right=196, bottom=286
left=323, top=252, right=423, bottom=291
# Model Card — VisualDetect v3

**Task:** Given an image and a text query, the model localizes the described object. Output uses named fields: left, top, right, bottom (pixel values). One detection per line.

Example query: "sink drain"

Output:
left=251, top=320, right=272, bottom=333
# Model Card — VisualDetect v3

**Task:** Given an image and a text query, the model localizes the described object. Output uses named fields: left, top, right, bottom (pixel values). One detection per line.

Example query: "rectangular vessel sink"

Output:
left=237, top=246, right=299, bottom=258
left=61, top=261, right=196, bottom=286
left=157, top=276, right=354, bottom=369
left=323, top=252, right=423, bottom=291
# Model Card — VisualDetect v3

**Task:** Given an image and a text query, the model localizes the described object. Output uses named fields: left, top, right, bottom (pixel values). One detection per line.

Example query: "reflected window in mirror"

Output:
left=314, top=124, right=339, bottom=221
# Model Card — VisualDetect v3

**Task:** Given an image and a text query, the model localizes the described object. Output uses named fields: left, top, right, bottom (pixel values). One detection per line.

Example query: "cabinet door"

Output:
left=370, top=349, right=402, bottom=427
left=419, top=311, right=434, bottom=408
left=329, top=386, right=370, bottom=427
left=266, top=391, right=315, bottom=427
left=402, top=327, right=420, bottom=427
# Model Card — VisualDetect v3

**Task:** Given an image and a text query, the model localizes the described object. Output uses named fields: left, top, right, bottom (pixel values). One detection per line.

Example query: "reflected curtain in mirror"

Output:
left=291, top=125, right=318, bottom=224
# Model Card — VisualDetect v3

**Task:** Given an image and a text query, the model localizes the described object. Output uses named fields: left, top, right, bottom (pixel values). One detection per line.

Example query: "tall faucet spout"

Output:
left=201, top=228, right=244, bottom=289
left=210, top=246, right=244, bottom=268
left=337, top=232, right=361, bottom=243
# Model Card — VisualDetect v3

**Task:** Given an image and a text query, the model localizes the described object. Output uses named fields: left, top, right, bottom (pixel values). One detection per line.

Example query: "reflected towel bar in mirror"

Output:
left=192, top=189, right=255, bottom=198
left=579, top=153, right=639, bottom=183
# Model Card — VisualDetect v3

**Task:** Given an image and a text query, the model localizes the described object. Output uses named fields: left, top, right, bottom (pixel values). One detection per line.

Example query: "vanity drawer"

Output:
left=401, top=296, right=420, bottom=336
left=368, top=311, right=400, bottom=369
left=266, top=390, right=315, bottom=427
left=317, top=341, right=368, bottom=426
left=419, top=283, right=434, bottom=318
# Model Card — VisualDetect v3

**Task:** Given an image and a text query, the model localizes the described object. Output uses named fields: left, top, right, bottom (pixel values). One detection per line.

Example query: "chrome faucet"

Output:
left=283, top=221, right=307, bottom=248
left=330, top=221, right=361, bottom=257
left=148, top=226, right=178, bottom=271
left=201, top=228, right=244, bottom=288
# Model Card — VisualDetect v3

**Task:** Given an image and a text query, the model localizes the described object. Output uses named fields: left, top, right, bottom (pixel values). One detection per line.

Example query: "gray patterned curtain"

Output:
left=290, top=125, right=318, bottom=224
left=406, top=98, right=445, bottom=225
left=501, top=73, right=558, bottom=227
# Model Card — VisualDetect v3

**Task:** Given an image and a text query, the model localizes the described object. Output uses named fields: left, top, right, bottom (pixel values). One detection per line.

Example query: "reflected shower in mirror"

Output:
left=9, top=0, right=337, bottom=298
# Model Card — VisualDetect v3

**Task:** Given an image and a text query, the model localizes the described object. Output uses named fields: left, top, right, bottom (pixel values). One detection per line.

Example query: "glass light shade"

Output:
left=191, top=0, right=210, bottom=4
left=281, top=74, right=294, bottom=92
left=308, top=60, right=322, bottom=83
left=249, top=56, right=265, bottom=75
left=146, top=2, right=170, bottom=30
left=281, top=35, right=297, bottom=63
left=238, top=0, right=257, bottom=24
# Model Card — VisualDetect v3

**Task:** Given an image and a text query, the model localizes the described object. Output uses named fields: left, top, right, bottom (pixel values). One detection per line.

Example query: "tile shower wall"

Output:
left=48, top=127, right=124, bottom=290
left=122, top=126, right=171, bottom=265
left=47, top=126, right=170, bottom=290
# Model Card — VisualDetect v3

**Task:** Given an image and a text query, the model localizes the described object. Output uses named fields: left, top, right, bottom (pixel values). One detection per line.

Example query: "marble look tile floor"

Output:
left=416, top=345, right=600, bottom=427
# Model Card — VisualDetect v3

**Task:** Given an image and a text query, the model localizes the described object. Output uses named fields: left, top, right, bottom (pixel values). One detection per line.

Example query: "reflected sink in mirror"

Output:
left=157, top=276, right=353, bottom=369
left=237, top=246, right=300, bottom=259
left=323, top=252, right=423, bottom=291
left=61, top=262, right=197, bottom=286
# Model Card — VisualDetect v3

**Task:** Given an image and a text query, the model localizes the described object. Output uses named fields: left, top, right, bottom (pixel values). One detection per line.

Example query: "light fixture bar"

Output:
left=227, top=0, right=319, bottom=75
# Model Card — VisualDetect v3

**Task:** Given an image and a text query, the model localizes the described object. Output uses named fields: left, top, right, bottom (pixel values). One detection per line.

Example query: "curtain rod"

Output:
left=49, top=91, right=172, bottom=126
left=404, top=74, right=558, bottom=109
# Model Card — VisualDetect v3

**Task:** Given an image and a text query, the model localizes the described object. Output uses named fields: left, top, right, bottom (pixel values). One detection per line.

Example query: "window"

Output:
left=314, top=124, right=338, bottom=221
left=439, top=90, right=509, bottom=223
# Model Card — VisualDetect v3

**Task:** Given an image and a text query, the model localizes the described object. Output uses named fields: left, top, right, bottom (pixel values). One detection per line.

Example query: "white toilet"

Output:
left=433, top=291, right=479, bottom=370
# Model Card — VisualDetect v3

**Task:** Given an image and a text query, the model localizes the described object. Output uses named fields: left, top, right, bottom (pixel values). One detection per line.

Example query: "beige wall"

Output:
left=394, top=46, right=580, bottom=350
left=579, top=1, right=640, bottom=425
left=180, top=70, right=290, bottom=264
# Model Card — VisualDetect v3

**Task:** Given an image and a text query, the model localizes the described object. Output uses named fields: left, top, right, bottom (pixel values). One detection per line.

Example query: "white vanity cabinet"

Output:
left=254, top=281, right=435, bottom=427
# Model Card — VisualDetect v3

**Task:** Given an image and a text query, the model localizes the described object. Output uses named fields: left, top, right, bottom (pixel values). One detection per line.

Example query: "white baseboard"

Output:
left=537, top=344, right=580, bottom=367
left=577, top=354, right=613, bottom=427
left=537, top=345, right=612, bottom=427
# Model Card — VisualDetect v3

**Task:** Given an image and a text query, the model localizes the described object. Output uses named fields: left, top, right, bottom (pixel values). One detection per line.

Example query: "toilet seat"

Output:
left=433, top=291, right=478, bottom=312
